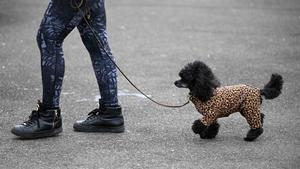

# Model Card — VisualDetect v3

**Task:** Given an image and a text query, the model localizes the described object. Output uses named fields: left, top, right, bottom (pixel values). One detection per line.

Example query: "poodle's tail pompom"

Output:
left=260, top=73, right=283, bottom=99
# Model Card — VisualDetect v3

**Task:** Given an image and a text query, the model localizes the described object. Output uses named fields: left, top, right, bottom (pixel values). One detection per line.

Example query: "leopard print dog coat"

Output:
left=189, top=84, right=262, bottom=129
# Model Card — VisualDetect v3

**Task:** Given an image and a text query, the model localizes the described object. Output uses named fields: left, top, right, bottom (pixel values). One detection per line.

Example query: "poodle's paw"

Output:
left=192, top=119, right=207, bottom=134
left=205, top=122, right=220, bottom=139
left=244, top=128, right=264, bottom=141
left=199, top=132, right=209, bottom=139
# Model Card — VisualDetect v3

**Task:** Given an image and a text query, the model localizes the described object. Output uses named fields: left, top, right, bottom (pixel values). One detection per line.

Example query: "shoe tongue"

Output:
left=100, top=105, right=108, bottom=112
left=30, top=110, right=40, bottom=119
left=36, top=100, right=47, bottom=111
left=36, top=100, right=60, bottom=113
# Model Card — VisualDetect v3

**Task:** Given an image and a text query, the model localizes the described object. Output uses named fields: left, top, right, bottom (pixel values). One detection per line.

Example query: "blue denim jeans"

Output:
left=37, top=0, right=118, bottom=108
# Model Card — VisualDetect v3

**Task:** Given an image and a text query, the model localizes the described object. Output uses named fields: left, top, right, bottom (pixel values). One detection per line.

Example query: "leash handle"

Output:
left=72, top=1, right=189, bottom=108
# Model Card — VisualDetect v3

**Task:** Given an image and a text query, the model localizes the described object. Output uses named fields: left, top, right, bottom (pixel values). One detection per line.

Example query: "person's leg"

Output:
left=77, top=0, right=118, bottom=106
left=73, top=0, right=124, bottom=133
left=11, top=0, right=84, bottom=138
left=38, top=0, right=85, bottom=108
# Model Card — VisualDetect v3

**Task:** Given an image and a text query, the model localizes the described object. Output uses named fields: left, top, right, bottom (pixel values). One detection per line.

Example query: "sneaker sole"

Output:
left=11, top=127, right=63, bottom=139
left=73, top=124, right=125, bottom=133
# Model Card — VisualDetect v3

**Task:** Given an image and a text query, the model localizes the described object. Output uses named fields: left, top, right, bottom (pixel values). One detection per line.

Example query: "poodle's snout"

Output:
left=174, top=80, right=180, bottom=87
left=174, top=80, right=188, bottom=88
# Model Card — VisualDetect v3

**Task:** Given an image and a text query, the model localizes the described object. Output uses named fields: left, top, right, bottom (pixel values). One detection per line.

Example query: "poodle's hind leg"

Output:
left=192, top=119, right=209, bottom=139
left=244, top=128, right=264, bottom=141
left=243, top=112, right=264, bottom=141
left=244, top=113, right=265, bottom=141
left=241, top=100, right=263, bottom=141
left=205, top=122, right=220, bottom=139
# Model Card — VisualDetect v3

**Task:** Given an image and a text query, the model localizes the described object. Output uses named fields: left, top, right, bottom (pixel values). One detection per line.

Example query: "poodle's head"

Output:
left=174, top=61, right=221, bottom=102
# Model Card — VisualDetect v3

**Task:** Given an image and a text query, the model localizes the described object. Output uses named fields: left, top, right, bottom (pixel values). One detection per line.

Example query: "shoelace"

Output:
left=87, top=108, right=100, bottom=119
left=23, top=110, right=40, bottom=128
left=87, top=106, right=107, bottom=119
left=23, top=100, right=44, bottom=128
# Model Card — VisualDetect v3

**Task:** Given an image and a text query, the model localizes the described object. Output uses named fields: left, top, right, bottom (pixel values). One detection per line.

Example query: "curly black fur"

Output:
left=205, top=122, right=220, bottom=139
left=244, top=128, right=264, bottom=141
left=192, top=119, right=220, bottom=139
left=260, top=73, right=283, bottom=99
left=174, top=61, right=220, bottom=102
left=192, top=119, right=207, bottom=135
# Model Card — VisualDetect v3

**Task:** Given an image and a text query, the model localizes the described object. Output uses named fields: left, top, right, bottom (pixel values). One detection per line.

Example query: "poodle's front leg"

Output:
left=192, top=114, right=218, bottom=139
left=205, top=121, right=220, bottom=139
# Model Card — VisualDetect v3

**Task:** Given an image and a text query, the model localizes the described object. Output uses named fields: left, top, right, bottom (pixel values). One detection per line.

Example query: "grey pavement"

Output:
left=0, top=0, right=300, bottom=168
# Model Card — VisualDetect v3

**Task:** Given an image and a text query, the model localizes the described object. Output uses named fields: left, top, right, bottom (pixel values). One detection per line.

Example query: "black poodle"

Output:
left=175, top=61, right=283, bottom=141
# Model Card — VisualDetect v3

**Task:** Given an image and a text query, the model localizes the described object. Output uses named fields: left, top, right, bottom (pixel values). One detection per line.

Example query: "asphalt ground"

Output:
left=0, top=0, right=299, bottom=168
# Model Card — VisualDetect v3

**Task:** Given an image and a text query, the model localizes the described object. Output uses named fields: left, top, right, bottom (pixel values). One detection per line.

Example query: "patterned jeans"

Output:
left=37, top=0, right=118, bottom=108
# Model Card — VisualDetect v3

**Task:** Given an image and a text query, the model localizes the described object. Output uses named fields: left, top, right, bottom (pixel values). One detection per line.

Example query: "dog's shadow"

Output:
left=191, top=135, right=242, bottom=144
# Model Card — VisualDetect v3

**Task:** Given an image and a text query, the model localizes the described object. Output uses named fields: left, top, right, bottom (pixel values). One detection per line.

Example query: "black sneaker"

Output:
left=73, top=103, right=124, bottom=133
left=11, top=101, right=62, bottom=139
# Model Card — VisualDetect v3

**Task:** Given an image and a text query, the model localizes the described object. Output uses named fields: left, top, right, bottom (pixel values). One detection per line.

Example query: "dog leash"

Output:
left=70, top=0, right=190, bottom=108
